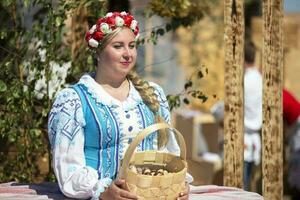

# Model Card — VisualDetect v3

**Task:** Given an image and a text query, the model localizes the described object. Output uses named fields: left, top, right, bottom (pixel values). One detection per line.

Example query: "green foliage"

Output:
left=0, top=0, right=107, bottom=183
left=167, top=66, right=209, bottom=111
left=0, top=0, right=209, bottom=183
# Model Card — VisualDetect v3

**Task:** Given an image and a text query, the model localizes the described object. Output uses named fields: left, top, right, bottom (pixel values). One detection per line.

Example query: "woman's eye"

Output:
left=113, top=45, right=122, bottom=49
left=129, top=44, right=136, bottom=49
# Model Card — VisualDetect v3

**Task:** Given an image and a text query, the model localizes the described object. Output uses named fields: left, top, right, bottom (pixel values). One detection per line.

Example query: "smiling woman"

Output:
left=47, top=11, right=190, bottom=200
left=95, top=28, right=137, bottom=97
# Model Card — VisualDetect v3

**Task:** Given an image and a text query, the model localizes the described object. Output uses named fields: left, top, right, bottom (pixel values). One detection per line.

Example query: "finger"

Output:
left=177, top=194, right=189, bottom=200
left=111, top=182, right=138, bottom=199
left=180, top=184, right=189, bottom=196
left=108, top=182, right=124, bottom=196
left=178, top=190, right=189, bottom=200
left=114, top=179, right=126, bottom=186
left=119, top=189, right=139, bottom=199
left=177, top=184, right=189, bottom=200
left=114, top=179, right=127, bottom=190
left=179, top=191, right=188, bottom=196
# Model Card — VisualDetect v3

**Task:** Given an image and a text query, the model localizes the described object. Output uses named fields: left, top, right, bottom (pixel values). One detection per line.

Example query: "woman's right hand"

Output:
left=99, top=179, right=139, bottom=200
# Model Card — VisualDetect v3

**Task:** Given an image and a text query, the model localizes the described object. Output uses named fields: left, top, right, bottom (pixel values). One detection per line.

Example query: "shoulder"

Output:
left=48, top=87, right=85, bottom=147
left=245, top=68, right=262, bottom=79
left=55, top=87, right=79, bottom=102
left=148, top=81, right=169, bottom=108
left=148, top=82, right=166, bottom=98
left=49, top=87, right=85, bottom=126
left=51, top=87, right=81, bottom=110
left=244, top=68, right=262, bottom=88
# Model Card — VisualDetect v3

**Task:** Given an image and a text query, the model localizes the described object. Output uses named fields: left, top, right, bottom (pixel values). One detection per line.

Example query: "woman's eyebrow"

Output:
left=111, top=41, right=135, bottom=44
left=111, top=41, right=123, bottom=44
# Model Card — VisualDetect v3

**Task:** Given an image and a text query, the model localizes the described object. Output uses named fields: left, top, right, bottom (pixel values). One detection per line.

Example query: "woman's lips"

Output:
left=120, top=61, right=131, bottom=66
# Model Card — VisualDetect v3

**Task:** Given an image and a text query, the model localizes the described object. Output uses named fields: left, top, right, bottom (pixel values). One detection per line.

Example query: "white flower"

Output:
left=115, top=16, right=124, bottom=27
left=134, top=33, right=140, bottom=41
left=38, top=49, right=46, bottom=62
left=88, top=38, right=99, bottom=48
left=120, top=11, right=127, bottom=16
left=89, top=25, right=97, bottom=34
left=23, top=85, right=28, bottom=92
left=36, top=92, right=44, bottom=100
left=34, top=77, right=46, bottom=99
left=130, top=20, right=138, bottom=30
left=106, top=12, right=113, bottom=17
left=100, top=23, right=110, bottom=34
left=24, top=50, right=71, bottom=100
left=107, top=29, right=112, bottom=34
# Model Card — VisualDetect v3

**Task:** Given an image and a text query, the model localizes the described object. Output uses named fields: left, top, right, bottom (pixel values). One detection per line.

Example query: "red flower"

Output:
left=86, top=12, right=140, bottom=49
left=95, top=24, right=101, bottom=31
left=93, top=31, right=104, bottom=41
left=106, top=17, right=116, bottom=27
left=85, top=32, right=91, bottom=42
left=123, top=15, right=133, bottom=26
left=113, top=12, right=121, bottom=17
left=96, top=18, right=105, bottom=25
left=134, top=26, right=139, bottom=35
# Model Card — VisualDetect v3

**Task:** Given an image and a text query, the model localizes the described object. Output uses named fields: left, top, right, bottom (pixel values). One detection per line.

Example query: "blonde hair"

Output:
left=96, top=28, right=169, bottom=148
left=96, top=28, right=123, bottom=54
left=127, top=71, right=168, bottom=148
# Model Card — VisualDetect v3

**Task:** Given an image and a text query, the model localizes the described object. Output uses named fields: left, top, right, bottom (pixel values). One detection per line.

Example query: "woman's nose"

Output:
left=123, top=48, right=131, bottom=59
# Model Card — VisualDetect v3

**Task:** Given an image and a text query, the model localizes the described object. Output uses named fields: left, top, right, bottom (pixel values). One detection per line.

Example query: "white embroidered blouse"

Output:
left=48, top=74, right=183, bottom=199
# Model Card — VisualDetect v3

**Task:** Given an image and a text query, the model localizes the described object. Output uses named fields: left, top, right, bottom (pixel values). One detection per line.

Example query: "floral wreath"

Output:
left=85, top=11, right=139, bottom=49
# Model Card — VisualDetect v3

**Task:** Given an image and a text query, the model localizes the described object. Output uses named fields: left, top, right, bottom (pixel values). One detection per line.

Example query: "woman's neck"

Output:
left=94, top=69, right=127, bottom=87
left=94, top=71, right=130, bottom=102
left=97, top=76, right=127, bottom=88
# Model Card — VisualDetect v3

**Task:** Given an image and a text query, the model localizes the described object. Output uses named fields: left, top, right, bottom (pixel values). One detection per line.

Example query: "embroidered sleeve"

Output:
left=48, top=88, right=112, bottom=199
left=149, top=82, right=180, bottom=156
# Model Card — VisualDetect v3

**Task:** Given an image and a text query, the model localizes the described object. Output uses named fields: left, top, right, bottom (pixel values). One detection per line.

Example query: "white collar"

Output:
left=78, top=73, right=143, bottom=111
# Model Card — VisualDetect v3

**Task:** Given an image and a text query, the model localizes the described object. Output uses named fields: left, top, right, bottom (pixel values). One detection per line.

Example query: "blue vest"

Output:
left=72, top=84, right=157, bottom=179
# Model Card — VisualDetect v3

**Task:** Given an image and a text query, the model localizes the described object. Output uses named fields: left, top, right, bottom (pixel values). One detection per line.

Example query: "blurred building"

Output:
left=175, top=1, right=225, bottom=111
left=130, top=0, right=186, bottom=95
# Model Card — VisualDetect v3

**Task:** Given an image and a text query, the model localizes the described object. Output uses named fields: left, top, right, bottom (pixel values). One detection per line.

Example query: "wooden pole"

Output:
left=223, top=0, right=244, bottom=188
left=262, top=0, right=283, bottom=199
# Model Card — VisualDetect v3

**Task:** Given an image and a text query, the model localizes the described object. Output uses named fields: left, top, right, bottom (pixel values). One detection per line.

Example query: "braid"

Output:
left=127, top=71, right=168, bottom=148
left=127, top=71, right=159, bottom=112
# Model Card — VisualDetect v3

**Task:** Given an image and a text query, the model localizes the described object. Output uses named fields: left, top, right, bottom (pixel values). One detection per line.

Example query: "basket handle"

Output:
left=118, top=123, right=186, bottom=179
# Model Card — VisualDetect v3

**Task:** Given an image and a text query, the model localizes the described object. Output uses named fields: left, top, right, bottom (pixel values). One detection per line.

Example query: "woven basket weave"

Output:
left=119, top=123, right=187, bottom=200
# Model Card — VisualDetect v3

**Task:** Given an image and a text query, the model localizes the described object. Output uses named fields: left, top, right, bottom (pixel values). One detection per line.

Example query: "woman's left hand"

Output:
left=177, top=182, right=189, bottom=200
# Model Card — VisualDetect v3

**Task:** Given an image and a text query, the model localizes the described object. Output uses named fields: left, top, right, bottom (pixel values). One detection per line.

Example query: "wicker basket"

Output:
left=118, top=123, right=187, bottom=200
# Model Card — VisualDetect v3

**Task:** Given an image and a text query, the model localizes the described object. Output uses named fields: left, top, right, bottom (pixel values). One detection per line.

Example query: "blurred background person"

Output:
left=283, top=88, right=300, bottom=200
left=243, top=40, right=262, bottom=191
left=210, top=41, right=262, bottom=191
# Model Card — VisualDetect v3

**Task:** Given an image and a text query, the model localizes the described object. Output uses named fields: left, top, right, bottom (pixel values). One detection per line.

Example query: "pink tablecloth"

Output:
left=0, top=182, right=263, bottom=200
left=189, top=185, right=263, bottom=200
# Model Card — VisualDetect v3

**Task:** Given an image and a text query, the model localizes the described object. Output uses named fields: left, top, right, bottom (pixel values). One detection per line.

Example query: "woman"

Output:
left=48, top=11, right=189, bottom=200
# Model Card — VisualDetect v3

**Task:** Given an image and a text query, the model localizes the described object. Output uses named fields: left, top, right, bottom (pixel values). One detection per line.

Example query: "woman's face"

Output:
left=98, top=28, right=137, bottom=79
